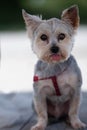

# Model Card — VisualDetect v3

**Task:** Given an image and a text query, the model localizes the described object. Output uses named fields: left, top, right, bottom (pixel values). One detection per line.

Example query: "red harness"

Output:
left=33, top=76, right=61, bottom=96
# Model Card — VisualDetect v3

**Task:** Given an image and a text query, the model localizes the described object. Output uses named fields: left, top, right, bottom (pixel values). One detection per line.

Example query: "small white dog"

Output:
left=22, top=5, right=86, bottom=130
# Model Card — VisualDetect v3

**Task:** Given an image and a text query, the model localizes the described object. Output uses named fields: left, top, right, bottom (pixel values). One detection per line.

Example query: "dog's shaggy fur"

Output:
left=22, top=5, right=86, bottom=130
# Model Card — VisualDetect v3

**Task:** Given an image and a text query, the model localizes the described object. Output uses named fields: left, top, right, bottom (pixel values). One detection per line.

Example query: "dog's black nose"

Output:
left=50, top=46, right=59, bottom=54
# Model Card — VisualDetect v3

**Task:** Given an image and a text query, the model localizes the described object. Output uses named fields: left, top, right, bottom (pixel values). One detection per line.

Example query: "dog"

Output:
left=22, top=5, right=86, bottom=130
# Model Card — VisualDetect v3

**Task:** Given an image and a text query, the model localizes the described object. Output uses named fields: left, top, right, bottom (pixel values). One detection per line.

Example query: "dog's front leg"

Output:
left=69, top=93, right=86, bottom=129
left=31, top=89, right=48, bottom=130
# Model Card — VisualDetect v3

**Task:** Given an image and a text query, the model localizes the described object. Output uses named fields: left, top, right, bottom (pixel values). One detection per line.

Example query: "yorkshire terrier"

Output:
left=22, top=5, right=86, bottom=130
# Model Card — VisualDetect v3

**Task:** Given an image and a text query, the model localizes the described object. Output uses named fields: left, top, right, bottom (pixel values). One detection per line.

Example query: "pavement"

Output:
left=0, top=92, right=87, bottom=130
left=20, top=93, right=87, bottom=130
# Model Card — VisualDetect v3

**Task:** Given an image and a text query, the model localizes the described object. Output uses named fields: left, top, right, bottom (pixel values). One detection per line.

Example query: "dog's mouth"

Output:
left=50, top=54, right=61, bottom=61
left=41, top=52, right=67, bottom=63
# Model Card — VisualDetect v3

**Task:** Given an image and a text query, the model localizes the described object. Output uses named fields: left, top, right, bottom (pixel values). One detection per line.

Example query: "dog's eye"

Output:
left=40, top=34, right=48, bottom=41
left=58, top=33, right=65, bottom=41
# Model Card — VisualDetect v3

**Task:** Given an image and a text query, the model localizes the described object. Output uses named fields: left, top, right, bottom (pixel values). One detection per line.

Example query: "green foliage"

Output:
left=19, top=0, right=87, bottom=23
left=0, top=0, right=87, bottom=30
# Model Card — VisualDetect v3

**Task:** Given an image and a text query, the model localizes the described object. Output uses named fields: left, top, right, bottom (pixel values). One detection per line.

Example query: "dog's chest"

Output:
left=56, top=71, right=77, bottom=94
left=36, top=70, right=77, bottom=96
left=34, top=57, right=78, bottom=96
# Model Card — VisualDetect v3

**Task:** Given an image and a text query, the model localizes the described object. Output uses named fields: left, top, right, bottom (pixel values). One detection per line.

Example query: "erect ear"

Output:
left=61, top=5, right=80, bottom=30
left=22, top=9, right=42, bottom=38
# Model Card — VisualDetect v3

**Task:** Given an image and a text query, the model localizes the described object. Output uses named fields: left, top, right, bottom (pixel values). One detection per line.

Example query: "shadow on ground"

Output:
left=0, top=92, right=87, bottom=130
left=21, top=92, right=87, bottom=130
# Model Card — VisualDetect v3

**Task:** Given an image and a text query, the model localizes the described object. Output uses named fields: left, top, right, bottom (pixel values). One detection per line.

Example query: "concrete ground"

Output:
left=19, top=92, right=87, bottom=130
left=0, top=93, right=87, bottom=130
left=0, top=92, right=86, bottom=130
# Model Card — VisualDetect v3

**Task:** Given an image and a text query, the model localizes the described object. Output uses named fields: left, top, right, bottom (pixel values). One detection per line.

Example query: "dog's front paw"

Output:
left=71, top=118, right=86, bottom=129
left=31, top=124, right=45, bottom=130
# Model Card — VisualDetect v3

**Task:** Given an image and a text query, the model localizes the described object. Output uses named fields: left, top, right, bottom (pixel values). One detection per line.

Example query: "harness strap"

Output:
left=33, top=76, right=61, bottom=96
left=51, top=76, right=61, bottom=96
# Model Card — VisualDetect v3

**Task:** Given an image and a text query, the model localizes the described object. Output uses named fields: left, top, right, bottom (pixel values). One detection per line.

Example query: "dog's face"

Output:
left=22, top=5, right=79, bottom=63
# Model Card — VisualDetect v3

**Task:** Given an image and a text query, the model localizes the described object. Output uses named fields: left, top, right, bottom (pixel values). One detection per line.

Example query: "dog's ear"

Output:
left=61, top=5, right=80, bottom=29
left=22, top=9, right=42, bottom=38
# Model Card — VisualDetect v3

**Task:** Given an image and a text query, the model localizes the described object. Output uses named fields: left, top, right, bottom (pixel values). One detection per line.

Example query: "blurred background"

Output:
left=0, top=0, right=87, bottom=30
left=0, top=0, right=87, bottom=92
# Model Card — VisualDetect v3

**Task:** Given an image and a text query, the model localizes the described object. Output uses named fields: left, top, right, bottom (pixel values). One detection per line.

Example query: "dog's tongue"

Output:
left=51, top=54, right=61, bottom=61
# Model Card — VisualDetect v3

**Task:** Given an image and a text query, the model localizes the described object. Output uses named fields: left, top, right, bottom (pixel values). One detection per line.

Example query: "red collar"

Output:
left=33, top=76, right=61, bottom=96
